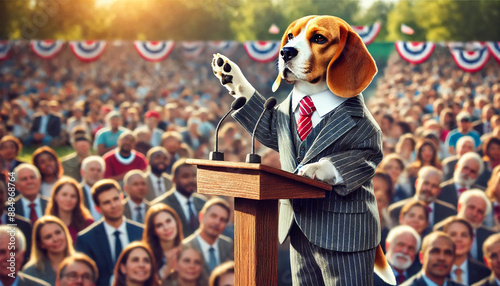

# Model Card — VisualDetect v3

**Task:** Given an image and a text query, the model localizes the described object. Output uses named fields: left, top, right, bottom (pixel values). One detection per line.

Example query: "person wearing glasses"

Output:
left=56, top=253, right=98, bottom=286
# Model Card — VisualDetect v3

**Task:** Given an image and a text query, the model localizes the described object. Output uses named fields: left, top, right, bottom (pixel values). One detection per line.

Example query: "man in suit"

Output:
left=473, top=233, right=500, bottom=286
left=438, top=152, right=486, bottom=207
left=144, top=146, right=173, bottom=202
left=80, top=155, right=105, bottom=220
left=56, top=253, right=98, bottom=286
left=374, top=225, right=421, bottom=285
left=61, top=130, right=92, bottom=182
left=9, top=164, right=48, bottom=223
left=473, top=104, right=495, bottom=137
left=76, top=179, right=143, bottom=285
left=122, top=170, right=150, bottom=223
left=388, top=166, right=457, bottom=229
left=183, top=197, right=234, bottom=279
left=151, top=159, right=207, bottom=238
left=442, top=136, right=476, bottom=181
left=0, top=226, right=50, bottom=286
left=24, top=100, right=62, bottom=146
left=0, top=181, right=32, bottom=266
left=401, top=231, right=464, bottom=286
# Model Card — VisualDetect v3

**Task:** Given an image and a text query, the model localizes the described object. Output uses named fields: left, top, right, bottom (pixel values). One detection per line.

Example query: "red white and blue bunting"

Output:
left=181, top=41, right=205, bottom=59
left=207, top=41, right=239, bottom=57
left=69, top=41, right=107, bottom=62
left=352, top=21, right=381, bottom=46
left=133, top=41, right=175, bottom=62
left=449, top=42, right=490, bottom=73
left=395, top=41, right=435, bottom=64
left=0, top=41, right=12, bottom=60
left=487, top=42, right=500, bottom=64
left=31, top=40, right=64, bottom=59
left=243, top=41, right=280, bottom=63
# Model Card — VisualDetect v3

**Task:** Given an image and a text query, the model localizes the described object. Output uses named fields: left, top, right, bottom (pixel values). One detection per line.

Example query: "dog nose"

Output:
left=280, top=47, right=298, bottom=62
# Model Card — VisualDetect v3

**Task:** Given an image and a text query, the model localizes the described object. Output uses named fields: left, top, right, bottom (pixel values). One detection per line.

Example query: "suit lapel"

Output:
left=276, top=94, right=298, bottom=172
left=126, top=221, right=142, bottom=241
left=301, top=97, right=362, bottom=165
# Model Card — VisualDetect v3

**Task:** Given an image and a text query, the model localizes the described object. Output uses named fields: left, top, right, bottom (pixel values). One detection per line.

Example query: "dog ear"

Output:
left=326, top=23, right=377, bottom=98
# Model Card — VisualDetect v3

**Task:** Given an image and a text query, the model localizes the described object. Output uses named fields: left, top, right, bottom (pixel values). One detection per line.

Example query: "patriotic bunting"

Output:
left=181, top=41, right=205, bottom=59
left=395, top=41, right=435, bottom=64
left=134, top=41, right=175, bottom=62
left=243, top=41, right=280, bottom=63
left=352, top=21, right=381, bottom=45
left=207, top=41, right=239, bottom=57
left=487, top=42, right=500, bottom=64
left=0, top=41, right=12, bottom=60
left=449, top=42, right=490, bottom=73
left=69, top=41, right=107, bottom=62
left=31, top=40, right=64, bottom=59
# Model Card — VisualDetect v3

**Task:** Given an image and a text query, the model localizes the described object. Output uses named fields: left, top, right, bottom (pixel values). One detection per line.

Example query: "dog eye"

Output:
left=287, top=33, right=294, bottom=41
left=312, top=34, right=327, bottom=44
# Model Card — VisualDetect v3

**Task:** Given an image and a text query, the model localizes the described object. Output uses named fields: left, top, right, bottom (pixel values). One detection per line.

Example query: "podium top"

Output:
left=187, top=159, right=331, bottom=199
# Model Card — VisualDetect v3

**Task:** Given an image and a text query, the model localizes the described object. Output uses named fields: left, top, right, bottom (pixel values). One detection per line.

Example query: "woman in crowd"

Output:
left=22, top=215, right=75, bottom=285
left=407, top=139, right=442, bottom=190
left=442, top=217, right=490, bottom=285
left=45, top=176, right=94, bottom=243
left=482, top=136, right=500, bottom=171
left=399, top=200, right=430, bottom=238
left=0, top=135, right=24, bottom=172
left=113, top=241, right=160, bottom=286
left=32, top=146, right=63, bottom=197
left=377, top=153, right=412, bottom=203
left=209, top=261, right=234, bottom=286
left=394, top=134, right=417, bottom=164
left=143, top=203, right=184, bottom=280
left=484, top=165, right=500, bottom=229
left=372, top=171, right=394, bottom=252
left=163, top=245, right=207, bottom=286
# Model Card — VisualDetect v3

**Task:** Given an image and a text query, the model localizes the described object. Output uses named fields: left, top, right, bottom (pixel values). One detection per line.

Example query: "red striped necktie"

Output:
left=297, top=96, right=316, bottom=140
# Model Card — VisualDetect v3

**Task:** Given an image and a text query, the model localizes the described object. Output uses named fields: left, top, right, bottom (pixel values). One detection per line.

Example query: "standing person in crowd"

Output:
left=145, top=147, right=173, bottom=202
left=474, top=233, right=500, bottom=286
left=440, top=108, right=456, bottom=142
left=374, top=225, right=421, bottom=286
left=442, top=136, right=476, bottom=181
left=388, top=166, right=457, bottom=229
left=407, top=139, right=443, bottom=192
left=479, top=136, right=500, bottom=185
left=0, top=226, right=50, bottom=286
left=182, top=198, right=233, bottom=279
left=76, top=179, right=144, bottom=286
left=398, top=200, right=431, bottom=238
left=103, top=131, right=148, bottom=183
left=144, top=110, right=164, bottom=147
left=0, top=135, right=25, bottom=172
left=439, top=152, right=485, bottom=207
left=161, top=131, right=183, bottom=174
left=65, top=104, right=91, bottom=137
left=12, top=163, right=49, bottom=223
left=56, top=253, right=98, bottom=286
left=95, top=111, right=129, bottom=156
left=143, top=203, right=184, bottom=281
left=394, top=134, right=417, bottom=165
left=442, top=217, right=490, bottom=285
left=209, top=261, right=234, bottom=286
left=22, top=216, right=75, bottom=285
left=377, top=154, right=412, bottom=203
left=163, top=245, right=208, bottom=286
left=401, top=231, right=462, bottom=286
left=45, top=176, right=94, bottom=244
left=112, top=241, right=160, bottom=286
left=32, top=146, right=63, bottom=197
left=24, top=100, right=62, bottom=146
left=79, top=155, right=105, bottom=220
left=122, top=170, right=150, bottom=224
left=152, top=159, right=206, bottom=238
left=62, top=130, right=92, bottom=182
left=473, top=104, right=495, bottom=137
left=446, top=111, right=482, bottom=155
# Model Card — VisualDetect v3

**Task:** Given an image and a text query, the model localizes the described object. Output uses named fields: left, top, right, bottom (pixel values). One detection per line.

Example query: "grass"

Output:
left=19, top=145, right=77, bottom=163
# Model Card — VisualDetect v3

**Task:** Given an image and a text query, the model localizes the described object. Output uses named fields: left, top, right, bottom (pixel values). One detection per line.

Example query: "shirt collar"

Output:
left=196, top=234, right=219, bottom=262
left=291, top=87, right=348, bottom=118
left=20, top=195, right=41, bottom=208
left=422, top=271, right=448, bottom=286
left=174, top=190, right=192, bottom=205
left=127, top=199, right=145, bottom=210
left=103, top=217, right=127, bottom=237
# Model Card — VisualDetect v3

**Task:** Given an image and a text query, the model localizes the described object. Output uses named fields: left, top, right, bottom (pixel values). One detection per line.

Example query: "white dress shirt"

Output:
left=149, top=173, right=164, bottom=197
left=20, top=196, right=43, bottom=219
left=196, top=235, right=220, bottom=266
left=103, top=218, right=129, bottom=262
left=422, top=271, right=449, bottom=286
left=173, top=190, right=196, bottom=221
left=451, top=259, right=468, bottom=284
left=127, top=200, right=146, bottom=222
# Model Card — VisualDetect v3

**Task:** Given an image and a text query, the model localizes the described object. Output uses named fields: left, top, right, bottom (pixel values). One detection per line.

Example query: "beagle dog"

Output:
left=212, top=15, right=395, bottom=285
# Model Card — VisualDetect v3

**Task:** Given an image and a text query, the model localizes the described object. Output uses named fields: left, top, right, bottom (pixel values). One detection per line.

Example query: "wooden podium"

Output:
left=186, top=159, right=331, bottom=286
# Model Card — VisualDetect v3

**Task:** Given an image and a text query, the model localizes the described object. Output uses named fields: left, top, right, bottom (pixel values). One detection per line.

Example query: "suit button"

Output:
left=293, top=205, right=301, bottom=213
left=297, top=157, right=302, bottom=163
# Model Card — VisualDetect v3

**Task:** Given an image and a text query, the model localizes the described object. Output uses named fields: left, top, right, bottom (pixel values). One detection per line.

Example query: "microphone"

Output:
left=246, top=97, right=277, bottom=163
left=209, top=96, right=247, bottom=161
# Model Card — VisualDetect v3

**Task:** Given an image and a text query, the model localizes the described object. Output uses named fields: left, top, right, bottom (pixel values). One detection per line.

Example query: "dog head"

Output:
left=272, top=15, right=377, bottom=98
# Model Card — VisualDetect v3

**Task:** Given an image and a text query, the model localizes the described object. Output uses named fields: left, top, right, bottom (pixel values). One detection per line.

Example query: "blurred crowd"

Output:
left=1, top=42, right=500, bottom=286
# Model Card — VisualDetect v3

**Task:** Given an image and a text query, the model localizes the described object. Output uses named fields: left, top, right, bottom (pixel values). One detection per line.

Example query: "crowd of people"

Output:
left=1, top=41, right=500, bottom=286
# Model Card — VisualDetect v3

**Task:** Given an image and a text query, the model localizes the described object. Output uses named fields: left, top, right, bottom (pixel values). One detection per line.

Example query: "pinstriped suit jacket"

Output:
left=233, top=91, right=383, bottom=252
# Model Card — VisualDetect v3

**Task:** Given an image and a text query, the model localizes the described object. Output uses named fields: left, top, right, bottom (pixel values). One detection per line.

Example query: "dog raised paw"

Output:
left=212, top=53, right=255, bottom=99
